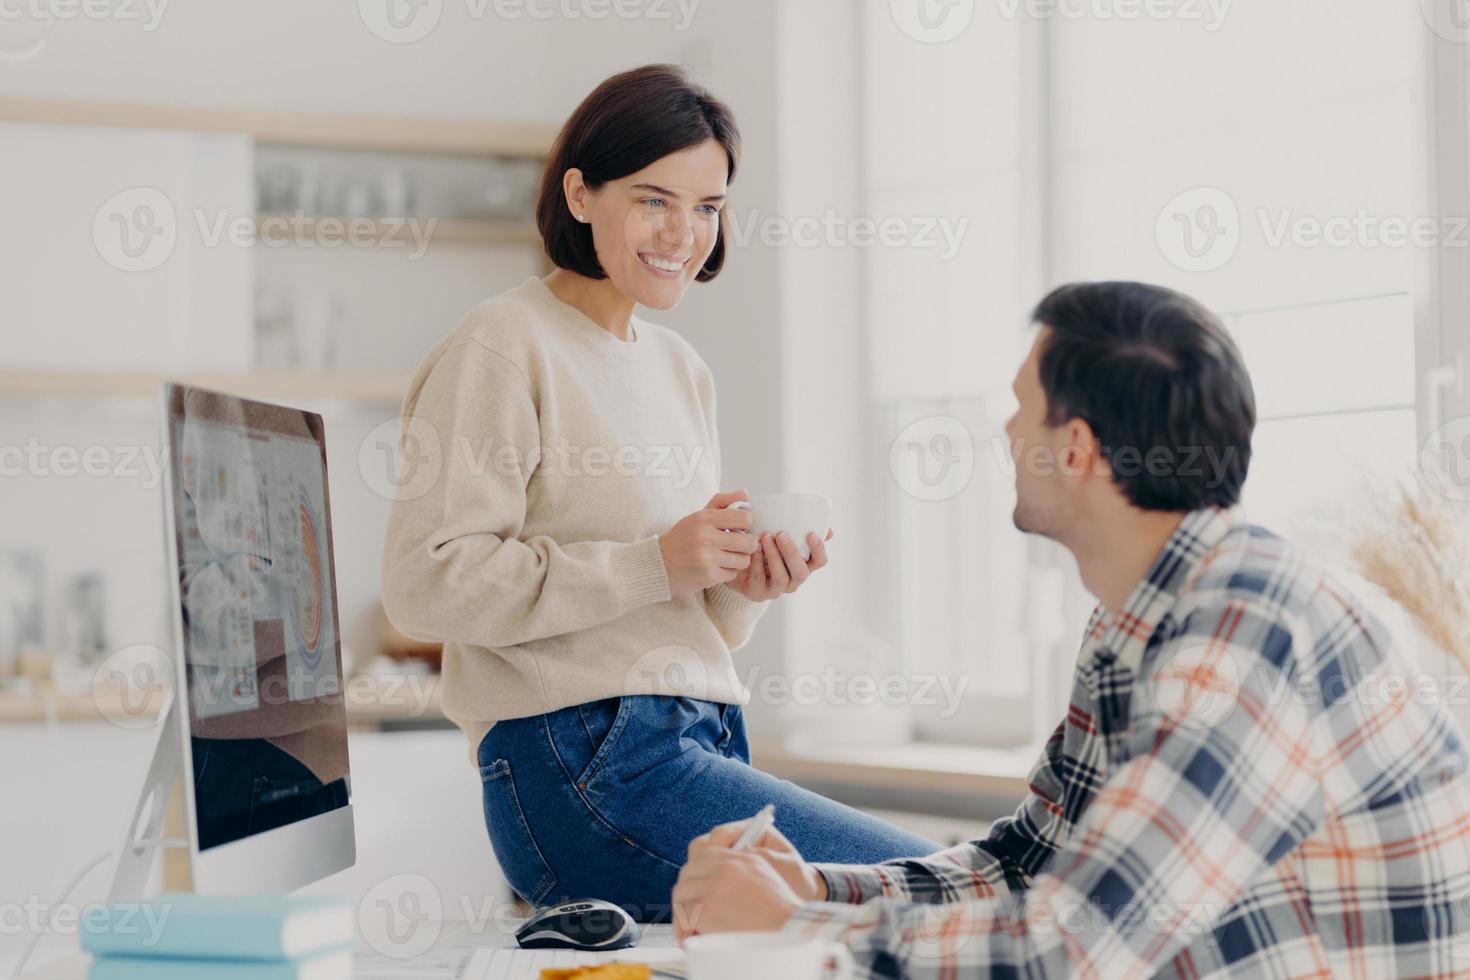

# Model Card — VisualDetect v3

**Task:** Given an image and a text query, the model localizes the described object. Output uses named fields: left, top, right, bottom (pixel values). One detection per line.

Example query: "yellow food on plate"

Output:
left=539, top=963, right=651, bottom=980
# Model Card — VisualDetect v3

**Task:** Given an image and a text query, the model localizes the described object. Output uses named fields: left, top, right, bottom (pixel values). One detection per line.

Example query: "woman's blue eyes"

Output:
left=641, top=198, right=720, bottom=216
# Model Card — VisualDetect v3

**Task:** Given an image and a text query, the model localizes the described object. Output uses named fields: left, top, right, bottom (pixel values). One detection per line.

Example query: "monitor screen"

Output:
left=164, top=385, right=350, bottom=851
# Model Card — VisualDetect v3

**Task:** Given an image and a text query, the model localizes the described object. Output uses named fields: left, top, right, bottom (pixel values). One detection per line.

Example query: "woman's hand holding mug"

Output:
left=727, top=493, right=833, bottom=602
left=660, top=491, right=761, bottom=597
left=660, top=490, right=834, bottom=601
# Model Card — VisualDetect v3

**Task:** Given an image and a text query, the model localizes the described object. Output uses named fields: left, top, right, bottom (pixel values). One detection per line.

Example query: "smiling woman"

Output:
left=535, top=63, right=735, bottom=320
left=380, top=63, right=939, bottom=924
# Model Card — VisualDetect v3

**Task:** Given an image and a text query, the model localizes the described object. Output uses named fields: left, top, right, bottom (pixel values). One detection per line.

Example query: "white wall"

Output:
left=0, top=124, right=253, bottom=371
left=1049, top=1, right=1425, bottom=311
left=767, top=0, right=902, bottom=742
left=1048, top=2, right=1430, bottom=532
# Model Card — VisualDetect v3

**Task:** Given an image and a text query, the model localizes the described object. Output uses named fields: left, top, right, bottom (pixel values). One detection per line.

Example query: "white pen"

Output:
left=730, top=804, right=776, bottom=851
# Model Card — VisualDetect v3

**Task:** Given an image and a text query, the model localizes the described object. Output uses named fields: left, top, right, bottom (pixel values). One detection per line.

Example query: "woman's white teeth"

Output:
left=641, top=254, right=684, bottom=273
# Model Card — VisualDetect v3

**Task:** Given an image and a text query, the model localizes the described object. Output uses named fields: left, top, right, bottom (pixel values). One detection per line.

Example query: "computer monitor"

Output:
left=110, top=384, right=356, bottom=898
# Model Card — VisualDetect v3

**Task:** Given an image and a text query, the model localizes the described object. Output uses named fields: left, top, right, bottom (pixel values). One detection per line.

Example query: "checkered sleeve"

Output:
left=787, top=598, right=1326, bottom=978
left=812, top=718, right=1078, bottom=906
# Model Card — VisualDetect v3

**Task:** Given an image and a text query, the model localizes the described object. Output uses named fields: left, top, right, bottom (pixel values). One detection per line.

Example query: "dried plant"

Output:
left=1349, top=474, right=1470, bottom=671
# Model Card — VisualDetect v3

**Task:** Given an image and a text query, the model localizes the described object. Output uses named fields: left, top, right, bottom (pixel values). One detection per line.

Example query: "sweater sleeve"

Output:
left=693, top=355, right=769, bottom=649
left=381, top=339, right=672, bottom=649
left=704, top=582, right=766, bottom=650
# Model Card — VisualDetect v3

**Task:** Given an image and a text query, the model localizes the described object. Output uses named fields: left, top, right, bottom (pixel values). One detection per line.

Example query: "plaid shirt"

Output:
left=784, top=507, right=1470, bottom=978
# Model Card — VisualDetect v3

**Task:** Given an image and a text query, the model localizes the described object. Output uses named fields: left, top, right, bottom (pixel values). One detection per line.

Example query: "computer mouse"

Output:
left=514, top=898, right=642, bottom=951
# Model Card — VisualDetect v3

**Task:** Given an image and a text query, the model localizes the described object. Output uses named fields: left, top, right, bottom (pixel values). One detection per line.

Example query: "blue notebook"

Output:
left=80, top=894, right=355, bottom=961
left=89, top=948, right=352, bottom=980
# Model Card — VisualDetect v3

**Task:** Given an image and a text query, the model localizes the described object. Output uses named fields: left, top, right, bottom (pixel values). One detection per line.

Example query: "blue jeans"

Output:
left=477, top=695, right=941, bottom=922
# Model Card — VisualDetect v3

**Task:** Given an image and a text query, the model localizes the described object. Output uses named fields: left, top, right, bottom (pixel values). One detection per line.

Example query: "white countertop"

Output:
left=23, top=920, right=684, bottom=979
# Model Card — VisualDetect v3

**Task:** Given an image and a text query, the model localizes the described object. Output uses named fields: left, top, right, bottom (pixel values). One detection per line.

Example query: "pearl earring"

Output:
left=578, top=214, right=587, bottom=222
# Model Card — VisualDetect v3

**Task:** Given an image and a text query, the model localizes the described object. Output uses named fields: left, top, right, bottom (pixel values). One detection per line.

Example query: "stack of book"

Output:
left=81, top=893, right=356, bottom=979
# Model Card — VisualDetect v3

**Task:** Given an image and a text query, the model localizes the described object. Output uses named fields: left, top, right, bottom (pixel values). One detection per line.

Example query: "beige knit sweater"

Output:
left=381, top=277, right=768, bottom=760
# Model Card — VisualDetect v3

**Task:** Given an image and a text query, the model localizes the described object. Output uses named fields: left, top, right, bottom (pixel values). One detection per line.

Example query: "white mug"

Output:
left=684, top=931, right=854, bottom=980
left=729, top=493, right=833, bottom=562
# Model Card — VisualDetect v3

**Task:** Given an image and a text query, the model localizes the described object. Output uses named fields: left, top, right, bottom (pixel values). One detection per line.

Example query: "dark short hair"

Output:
left=1031, top=281, right=1255, bottom=511
left=536, top=64, right=740, bottom=282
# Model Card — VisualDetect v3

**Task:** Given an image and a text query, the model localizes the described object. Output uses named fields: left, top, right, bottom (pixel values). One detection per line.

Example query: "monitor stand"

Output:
left=107, top=691, right=193, bottom=902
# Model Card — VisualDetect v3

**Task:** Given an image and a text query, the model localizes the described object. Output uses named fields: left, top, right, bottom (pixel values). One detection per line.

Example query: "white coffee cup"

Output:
left=684, top=931, right=854, bottom=980
left=729, top=493, right=833, bottom=562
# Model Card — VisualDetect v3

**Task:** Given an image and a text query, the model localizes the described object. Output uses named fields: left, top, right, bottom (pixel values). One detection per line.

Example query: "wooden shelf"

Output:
left=253, top=213, right=541, bottom=247
left=0, top=370, right=410, bottom=403
left=0, top=97, right=558, bottom=157
left=0, top=683, right=167, bottom=724
left=343, top=671, right=444, bottom=727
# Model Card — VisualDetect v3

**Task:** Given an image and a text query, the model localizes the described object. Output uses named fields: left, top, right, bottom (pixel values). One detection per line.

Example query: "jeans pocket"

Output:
left=479, top=758, right=558, bottom=907
left=719, top=702, right=749, bottom=761
left=572, top=696, right=634, bottom=788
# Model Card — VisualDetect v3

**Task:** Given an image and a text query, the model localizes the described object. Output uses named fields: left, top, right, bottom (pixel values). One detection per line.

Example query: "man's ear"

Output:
left=1061, top=417, right=1100, bottom=479
left=1084, top=422, right=1112, bottom=480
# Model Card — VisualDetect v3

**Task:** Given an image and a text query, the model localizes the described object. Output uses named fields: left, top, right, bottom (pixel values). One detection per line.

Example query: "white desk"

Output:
left=22, top=920, right=685, bottom=979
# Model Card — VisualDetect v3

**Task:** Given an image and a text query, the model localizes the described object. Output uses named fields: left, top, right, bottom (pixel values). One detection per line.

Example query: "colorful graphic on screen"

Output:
left=292, top=484, right=325, bottom=670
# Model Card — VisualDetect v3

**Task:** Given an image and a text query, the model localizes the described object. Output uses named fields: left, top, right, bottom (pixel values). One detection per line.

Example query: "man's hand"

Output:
left=672, top=820, right=828, bottom=942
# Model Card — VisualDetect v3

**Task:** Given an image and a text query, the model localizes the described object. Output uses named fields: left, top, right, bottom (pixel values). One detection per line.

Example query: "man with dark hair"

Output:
left=672, top=281, right=1470, bottom=978
left=1024, top=280, right=1253, bottom=514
